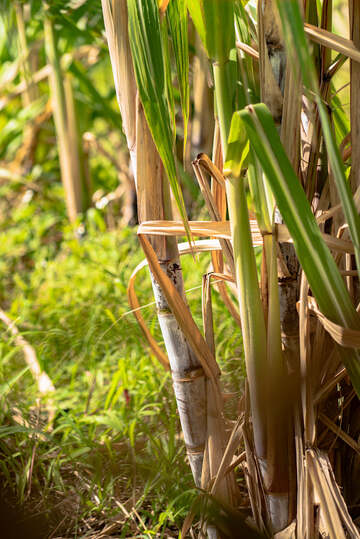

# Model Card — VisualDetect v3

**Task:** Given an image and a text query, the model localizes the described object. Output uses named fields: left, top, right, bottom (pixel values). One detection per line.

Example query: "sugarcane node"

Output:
left=157, top=309, right=173, bottom=317
left=278, top=276, right=297, bottom=284
left=165, top=262, right=182, bottom=284
left=186, top=444, right=206, bottom=455
left=212, top=59, right=231, bottom=67
left=172, top=367, right=206, bottom=383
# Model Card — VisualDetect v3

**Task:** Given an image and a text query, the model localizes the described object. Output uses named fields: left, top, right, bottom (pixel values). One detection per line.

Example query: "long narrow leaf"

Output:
left=276, top=0, right=360, bottom=278
left=187, top=3, right=206, bottom=50
left=127, top=0, right=190, bottom=240
left=233, top=103, right=360, bottom=395
left=202, top=0, right=235, bottom=63
left=167, top=0, right=189, bottom=156
left=160, top=15, right=176, bottom=139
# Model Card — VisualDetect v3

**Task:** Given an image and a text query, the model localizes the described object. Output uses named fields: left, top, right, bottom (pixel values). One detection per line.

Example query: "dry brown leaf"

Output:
left=236, top=41, right=259, bottom=60
left=304, top=23, right=360, bottom=64
left=307, top=449, right=346, bottom=539
left=138, top=220, right=355, bottom=254
left=202, top=274, right=216, bottom=358
left=210, top=417, right=243, bottom=496
left=308, top=449, right=360, bottom=538
left=318, top=413, right=360, bottom=456
left=273, top=521, right=296, bottom=538
left=308, top=296, right=360, bottom=348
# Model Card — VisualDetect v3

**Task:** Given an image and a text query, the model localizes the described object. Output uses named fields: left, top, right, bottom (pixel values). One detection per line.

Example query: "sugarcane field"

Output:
left=1, top=0, right=360, bottom=537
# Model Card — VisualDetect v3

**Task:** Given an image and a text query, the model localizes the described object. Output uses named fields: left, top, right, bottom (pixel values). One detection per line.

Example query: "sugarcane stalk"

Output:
left=258, top=1, right=301, bottom=527
left=209, top=2, right=291, bottom=529
left=63, top=75, right=90, bottom=211
left=213, top=51, right=271, bottom=528
left=102, top=0, right=207, bottom=488
left=136, top=101, right=206, bottom=485
left=258, top=0, right=300, bottom=366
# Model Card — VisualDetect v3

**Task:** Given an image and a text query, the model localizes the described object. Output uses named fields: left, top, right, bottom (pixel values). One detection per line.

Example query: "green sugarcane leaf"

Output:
left=234, top=0, right=250, bottom=44
left=236, top=102, right=360, bottom=394
left=234, top=1, right=257, bottom=102
left=332, top=91, right=349, bottom=144
left=69, top=61, right=122, bottom=130
left=0, top=366, right=29, bottom=398
left=202, top=0, right=235, bottom=63
left=127, top=0, right=190, bottom=241
left=224, top=110, right=249, bottom=178
left=0, top=96, right=47, bottom=156
left=160, top=16, right=176, bottom=140
left=276, top=0, right=360, bottom=277
left=188, top=0, right=235, bottom=63
left=187, top=2, right=206, bottom=50
left=167, top=0, right=189, bottom=157
left=247, top=149, right=273, bottom=233
left=239, top=104, right=356, bottom=325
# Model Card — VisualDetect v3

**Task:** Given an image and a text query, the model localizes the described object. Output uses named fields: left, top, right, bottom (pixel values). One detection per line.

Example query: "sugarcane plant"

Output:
left=104, top=0, right=360, bottom=536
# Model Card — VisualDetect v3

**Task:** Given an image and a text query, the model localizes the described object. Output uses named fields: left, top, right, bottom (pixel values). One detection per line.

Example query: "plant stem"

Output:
left=215, top=50, right=290, bottom=531
left=44, top=10, right=84, bottom=224
left=136, top=100, right=207, bottom=486
left=14, top=1, right=38, bottom=107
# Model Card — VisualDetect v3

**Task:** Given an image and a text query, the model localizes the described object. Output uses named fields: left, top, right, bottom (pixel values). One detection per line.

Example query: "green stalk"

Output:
left=264, top=232, right=289, bottom=496
left=226, top=174, right=268, bottom=458
left=225, top=111, right=291, bottom=530
left=215, top=57, right=269, bottom=439
left=63, top=75, right=89, bottom=211
left=247, top=149, right=290, bottom=500
left=203, top=2, right=290, bottom=529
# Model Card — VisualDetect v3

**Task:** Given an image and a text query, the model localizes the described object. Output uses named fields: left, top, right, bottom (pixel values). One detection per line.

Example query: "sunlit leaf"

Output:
left=127, top=0, right=191, bottom=241
left=236, top=102, right=360, bottom=395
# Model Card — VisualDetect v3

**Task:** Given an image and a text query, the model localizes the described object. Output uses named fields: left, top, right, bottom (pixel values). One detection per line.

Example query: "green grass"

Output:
left=0, top=8, right=244, bottom=531
left=0, top=178, right=244, bottom=537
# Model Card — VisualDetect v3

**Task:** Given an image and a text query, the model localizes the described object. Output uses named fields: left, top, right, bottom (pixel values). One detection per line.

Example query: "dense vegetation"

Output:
left=2, top=0, right=360, bottom=538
